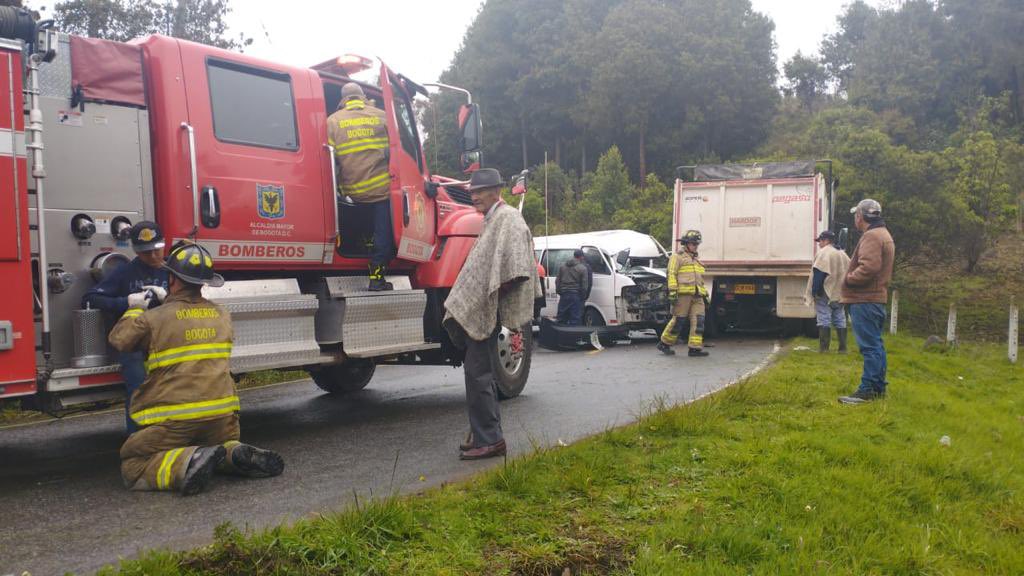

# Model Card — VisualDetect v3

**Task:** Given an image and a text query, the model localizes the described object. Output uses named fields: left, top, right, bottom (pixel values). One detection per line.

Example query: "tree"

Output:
left=54, top=0, right=251, bottom=50
left=582, top=146, right=632, bottom=217
left=784, top=52, right=829, bottom=110
left=613, top=173, right=673, bottom=247
left=819, top=0, right=878, bottom=92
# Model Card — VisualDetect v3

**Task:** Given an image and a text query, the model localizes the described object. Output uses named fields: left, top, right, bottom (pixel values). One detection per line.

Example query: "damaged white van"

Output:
left=534, top=230, right=671, bottom=329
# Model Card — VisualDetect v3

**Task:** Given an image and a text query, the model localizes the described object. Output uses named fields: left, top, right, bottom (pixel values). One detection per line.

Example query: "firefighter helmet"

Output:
left=163, top=242, right=224, bottom=287
left=130, top=221, right=165, bottom=253
left=679, top=230, right=702, bottom=245
left=341, top=82, right=366, bottom=103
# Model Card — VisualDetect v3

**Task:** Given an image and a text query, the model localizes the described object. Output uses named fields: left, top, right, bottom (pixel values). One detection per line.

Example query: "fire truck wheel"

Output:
left=308, top=360, right=376, bottom=394
left=493, top=324, right=532, bottom=400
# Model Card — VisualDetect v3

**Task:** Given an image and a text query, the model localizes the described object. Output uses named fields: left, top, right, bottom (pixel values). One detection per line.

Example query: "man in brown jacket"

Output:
left=111, top=243, right=284, bottom=494
left=838, top=199, right=895, bottom=404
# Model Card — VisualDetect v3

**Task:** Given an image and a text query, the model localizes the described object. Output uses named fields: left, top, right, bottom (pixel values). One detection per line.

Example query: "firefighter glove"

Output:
left=669, top=289, right=679, bottom=301
left=143, top=285, right=167, bottom=303
left=127, top=291, right=152, bottom=309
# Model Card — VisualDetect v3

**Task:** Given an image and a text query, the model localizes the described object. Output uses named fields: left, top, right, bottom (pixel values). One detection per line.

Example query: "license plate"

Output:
left=734, top=284, right=756, bottom=295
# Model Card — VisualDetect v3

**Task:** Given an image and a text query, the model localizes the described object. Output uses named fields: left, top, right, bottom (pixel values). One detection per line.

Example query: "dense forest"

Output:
left=423, top=0, right=1023, bottom=282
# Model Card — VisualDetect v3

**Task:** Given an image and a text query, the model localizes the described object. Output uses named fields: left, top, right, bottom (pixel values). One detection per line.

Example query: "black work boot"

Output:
left=688, top=347, right=709, bottom=357
left=818, top=327, right=831, bottom=353
left=367, top=264, right=393, bottom=292
left=656, top=342, right=675, bottom=356
left=181, top=445, right=226, bottom=496
left=837, top=328, right=848, bottom=353
left=230, top=443, right=285, bottom=478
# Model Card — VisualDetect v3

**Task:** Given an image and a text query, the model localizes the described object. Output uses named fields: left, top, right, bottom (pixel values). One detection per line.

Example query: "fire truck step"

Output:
left=317, top=276, right=429, bottom=358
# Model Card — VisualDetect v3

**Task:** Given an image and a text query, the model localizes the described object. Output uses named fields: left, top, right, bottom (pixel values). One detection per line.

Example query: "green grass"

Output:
left=103, top=335, right=1024, bottom=575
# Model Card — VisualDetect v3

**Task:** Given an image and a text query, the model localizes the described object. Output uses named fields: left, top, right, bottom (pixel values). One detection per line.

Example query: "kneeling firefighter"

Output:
left=658, top=230, right=709, bottom=357
left=109, top=242, right=284, bottom=495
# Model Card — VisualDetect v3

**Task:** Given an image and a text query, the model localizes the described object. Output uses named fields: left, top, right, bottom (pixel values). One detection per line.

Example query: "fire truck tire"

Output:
left=493, top=324, right=532, bottom=400
left=308, top=360, right=376, bottom=394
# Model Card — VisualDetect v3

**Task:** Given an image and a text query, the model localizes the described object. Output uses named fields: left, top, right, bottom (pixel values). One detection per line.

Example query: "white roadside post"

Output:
left=890, top=289, right=899, bottom=335
left=1010, top=297, right=1018, bottom=364
left=946, top=303, right=957, bottom=347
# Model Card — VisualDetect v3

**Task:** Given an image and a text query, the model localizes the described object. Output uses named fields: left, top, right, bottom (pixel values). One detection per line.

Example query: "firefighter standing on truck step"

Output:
left=82, top=221, right=169, bottom=434
left=327, top=82, right=395, bottom=291
left=109, top=242, right=284, bottom=495
left=658, top=230, right=709, bottom=357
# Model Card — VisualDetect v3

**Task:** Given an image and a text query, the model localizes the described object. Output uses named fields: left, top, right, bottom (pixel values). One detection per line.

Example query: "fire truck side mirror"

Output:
left=458, top=103, right=482, bottom=173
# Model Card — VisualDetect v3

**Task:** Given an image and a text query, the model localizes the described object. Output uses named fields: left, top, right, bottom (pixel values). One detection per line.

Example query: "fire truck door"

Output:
left=380, top=67, right=435, bottom=263
left=179, top=53, right=330, bottom=265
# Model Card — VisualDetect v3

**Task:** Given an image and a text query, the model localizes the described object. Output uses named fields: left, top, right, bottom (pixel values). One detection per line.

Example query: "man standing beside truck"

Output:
left=658, top=230, right=709, bottom=357
left=328, top=82, right=395, bottom=291
left=555, top=249, right=590, bottom=326
left=838, top=199, right=895, bottom=405
left=806, top=230, right=851, bottom=353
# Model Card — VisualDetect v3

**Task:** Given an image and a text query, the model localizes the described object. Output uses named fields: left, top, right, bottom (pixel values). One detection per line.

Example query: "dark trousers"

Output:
left=120, top=351, right=146, bottom=434
left=370, top=200, right=395, bottom=268
left=557, top=291, right=583, bottom=325
left=850, top=303, right=888, bottom=395
left=460, top=325, right=503, bottom=447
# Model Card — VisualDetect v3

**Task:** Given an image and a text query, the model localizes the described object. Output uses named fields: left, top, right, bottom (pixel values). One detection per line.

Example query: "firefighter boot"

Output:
left=230, top=443, right=285, bottom=478
left=688, top=347, right=709, bottom=357
left=837, top=328, right=848, bottom=353
left=367, top=264, right=393, bottom=292
left=657, top=342, right=675, bottom=356
left=181, top=445, right=226, bottom=496
left=819, top=326, right=831, bottom=353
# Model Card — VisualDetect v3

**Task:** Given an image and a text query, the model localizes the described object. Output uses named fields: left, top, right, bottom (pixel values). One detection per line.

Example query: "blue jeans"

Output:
left=815, top=296, right=847, bottom=328
left=557, top=291, right=583, bottom=326
left=849, top=303, right=887, bottom=395
left=371, top=200, right=395, bottom=268
left=120, top=351, right=146, bottom=434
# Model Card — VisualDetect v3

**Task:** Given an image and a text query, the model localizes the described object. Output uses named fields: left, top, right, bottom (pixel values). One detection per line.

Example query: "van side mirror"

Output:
left=458, top=103, right=482, bottom=173
left=837, top=227, right=850, bottom=251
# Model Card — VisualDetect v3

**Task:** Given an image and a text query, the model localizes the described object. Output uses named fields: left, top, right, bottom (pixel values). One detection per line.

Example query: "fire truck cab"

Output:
left=0, top=18, right=533, bottom=411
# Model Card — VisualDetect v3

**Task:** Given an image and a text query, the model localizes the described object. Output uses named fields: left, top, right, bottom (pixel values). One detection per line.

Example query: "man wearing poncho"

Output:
left=443, top=168, right=539, bottom=460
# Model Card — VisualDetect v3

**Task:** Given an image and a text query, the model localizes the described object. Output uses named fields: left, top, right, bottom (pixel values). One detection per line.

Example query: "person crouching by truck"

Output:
left=110, top=242, right=284, bottom=495
left=555, top=249, right=590, bottom=326
left=658, top=230, right=709, bottom=357
left=805, top=230, right=851, bottom=353
left=82, top=221, right=169, bottom=434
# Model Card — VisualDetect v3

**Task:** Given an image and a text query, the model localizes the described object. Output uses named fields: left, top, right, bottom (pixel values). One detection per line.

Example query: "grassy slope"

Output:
left=105, top=335, right=1024, bottom=575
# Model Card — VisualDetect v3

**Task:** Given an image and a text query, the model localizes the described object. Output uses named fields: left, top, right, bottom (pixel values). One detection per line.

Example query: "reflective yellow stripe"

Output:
left=146, top=352, right=232, bottom=370
left=344, top=100, right=365, bottom=110
left=678, top=265, right=705, bottom=273
left=341, top=172, right=391, bottom=195
left=131, top=395, right=241, bottom=426
left=122, top=308, right=144, bottom=319
left=157, top=447, right=184, bottom=490
left=334, top=137, right=388, bottom=156
left=148, top=342, right=232, bottom=362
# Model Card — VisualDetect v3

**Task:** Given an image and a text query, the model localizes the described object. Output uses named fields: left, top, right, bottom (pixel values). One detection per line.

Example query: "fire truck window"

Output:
left=207, top=60, right=298, bottom=151
left=393, top=96, right=423, bottom=171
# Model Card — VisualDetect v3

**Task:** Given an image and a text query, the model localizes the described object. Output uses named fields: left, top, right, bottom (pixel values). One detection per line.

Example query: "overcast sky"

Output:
left=230, top=1, right=877, bottom=85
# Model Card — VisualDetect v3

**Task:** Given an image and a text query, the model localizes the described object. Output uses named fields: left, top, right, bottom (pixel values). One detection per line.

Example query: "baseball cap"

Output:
left=850, top=199, right=882, bottom=218
left=815, top=230, right=837, bottom=241
left=130, top=221, right=165, bottom=253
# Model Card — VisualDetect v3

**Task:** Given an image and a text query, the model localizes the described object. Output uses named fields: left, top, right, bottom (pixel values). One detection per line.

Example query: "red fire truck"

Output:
left=0, top=10, right=533, bottom=411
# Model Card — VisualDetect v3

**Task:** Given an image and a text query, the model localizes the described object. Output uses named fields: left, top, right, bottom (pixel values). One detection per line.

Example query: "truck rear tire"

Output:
left=308, top=360, right=376, bottom=394
left=493, top=325, right=532, bottom=400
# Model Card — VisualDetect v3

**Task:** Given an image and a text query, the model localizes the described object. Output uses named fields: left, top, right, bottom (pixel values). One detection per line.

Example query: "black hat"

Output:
left=163, top=242, right=225, bottom=287
left=573, top=249, right=584, bottom=258
left=815, top=230, right=837, bottom=242
left=130, top=221, right=165, bottom=253
left=468, top=168, right=505, bottom=191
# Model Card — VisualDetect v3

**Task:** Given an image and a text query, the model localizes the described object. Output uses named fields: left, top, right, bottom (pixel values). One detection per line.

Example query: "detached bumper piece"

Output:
left=537, top=317, right=629, bottom=351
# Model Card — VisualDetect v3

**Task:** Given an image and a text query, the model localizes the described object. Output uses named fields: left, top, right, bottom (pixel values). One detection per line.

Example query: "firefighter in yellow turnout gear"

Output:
left=109, top=243, right=284, bottom=495
left=658, top=230, right=710, bottom=358
left=327, top=82, right=396, bottom=291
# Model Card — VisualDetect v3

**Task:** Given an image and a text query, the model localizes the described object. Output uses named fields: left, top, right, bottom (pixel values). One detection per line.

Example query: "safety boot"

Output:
left=367, top=264, right=393, bottom=292
left=688, top=348, right=709, bottom=357
left=818, top=327, right=831, bottom=353
left=837, top=328, right=848, bottom=353
left=230, top=443, right=285, bottom=478
left=181, top=445, right=226, bottom=496
left=656, top=342, right=675, bottom=356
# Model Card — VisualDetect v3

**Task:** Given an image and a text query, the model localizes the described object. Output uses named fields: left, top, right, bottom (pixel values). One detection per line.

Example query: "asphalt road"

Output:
left=0, top=336, right=775, bottom=575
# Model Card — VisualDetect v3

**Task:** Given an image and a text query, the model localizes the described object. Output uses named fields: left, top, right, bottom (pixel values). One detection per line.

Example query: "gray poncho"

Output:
left=443, top=203, right=540, bottom=343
